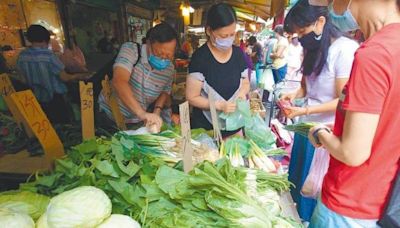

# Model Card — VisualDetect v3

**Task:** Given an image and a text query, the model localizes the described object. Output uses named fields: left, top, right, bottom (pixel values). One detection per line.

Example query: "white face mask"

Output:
left=329, top=0, right=359, bottom=32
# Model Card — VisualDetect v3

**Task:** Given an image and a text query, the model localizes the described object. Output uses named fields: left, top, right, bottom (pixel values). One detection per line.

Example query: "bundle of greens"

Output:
left=284, top=122, right=318, bottom=137
left=0, top=112, right=28, bottom=153
left=219, top=137, right=286, bottom=171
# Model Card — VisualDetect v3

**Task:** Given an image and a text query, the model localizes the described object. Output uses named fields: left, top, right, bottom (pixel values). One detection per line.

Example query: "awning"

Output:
left=159, top=0, right=288, bottom=21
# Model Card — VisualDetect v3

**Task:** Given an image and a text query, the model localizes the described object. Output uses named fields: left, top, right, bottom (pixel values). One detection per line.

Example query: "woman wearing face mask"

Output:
left=186, top=3, right=250, bottom=138
left=306, top=0, right=400, bottom=227
left=280, top=0, right=359, bottom=222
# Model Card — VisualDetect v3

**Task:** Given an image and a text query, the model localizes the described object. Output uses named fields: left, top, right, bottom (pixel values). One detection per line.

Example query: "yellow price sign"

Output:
left=101, top=75, right=127, bottom=130
left=10, top=90, right=64, bottom=161
left=0, top=74, right=33, bottom=137
left=79, top=81, right=95, bottom=140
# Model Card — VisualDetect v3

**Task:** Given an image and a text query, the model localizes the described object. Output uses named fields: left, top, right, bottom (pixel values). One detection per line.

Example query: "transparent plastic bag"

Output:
left=301, top=147, right=330, bottom=199
left=244, top=114, right=276, bottom=150
left=220, top=99, right=251, bottom=131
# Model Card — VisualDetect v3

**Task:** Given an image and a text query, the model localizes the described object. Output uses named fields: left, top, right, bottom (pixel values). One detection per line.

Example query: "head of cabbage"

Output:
left=97, top=214, right=141, bottom=228
left=45, top=186, right=112, bottom=228
left=0, top=208, right=35, bottom=228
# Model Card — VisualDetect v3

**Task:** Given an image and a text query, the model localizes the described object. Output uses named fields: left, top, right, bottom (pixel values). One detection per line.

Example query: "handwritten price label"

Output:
left=11, top=90, right=64, bottom=161
left=179, top=101, right=193, bottom=173
left=101, top=75, right=126, bottom=130
left=0, top=73, right=15, bottom=96
left=80, top=81, right=95, bottom=140
left=0, top=74, right=34, bottom=137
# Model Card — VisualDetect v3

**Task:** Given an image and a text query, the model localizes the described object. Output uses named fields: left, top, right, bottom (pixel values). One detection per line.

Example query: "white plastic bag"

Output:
left=301, top=147, right=330, bottom=199
left=259, top=68, right=275, bottom=92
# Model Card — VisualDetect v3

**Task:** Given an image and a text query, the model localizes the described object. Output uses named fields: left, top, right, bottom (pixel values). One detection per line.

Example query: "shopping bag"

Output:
left=301, top=147, right=330, bottom=199
left=244, top=114, right=276, bottom=150
left=220, top=99, right=251, bottom=131
left=259, top=68, right=274, bottom=92
left=379, top=168, right=400, bottom=228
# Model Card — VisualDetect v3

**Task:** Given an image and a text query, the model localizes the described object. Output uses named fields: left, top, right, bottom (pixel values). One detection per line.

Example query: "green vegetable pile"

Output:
left=0, top=112, right=28, bottom=153
left=12, top=134, right=301, bottom=227
left=284, top=122, right=319, bottom=137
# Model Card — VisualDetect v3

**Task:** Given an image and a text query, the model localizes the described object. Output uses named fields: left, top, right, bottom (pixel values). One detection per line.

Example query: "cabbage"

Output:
left=0, top=191, right=49, bottom=220
left=97, top=214, right=141, bottom=228
left=36, top=213, right=49, bottom=228
left=46, top=186, right=112, bottom=228
left=0, top=208, right=35, bottom=228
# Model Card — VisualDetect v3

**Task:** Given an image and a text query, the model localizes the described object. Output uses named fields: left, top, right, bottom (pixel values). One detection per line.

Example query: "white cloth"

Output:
left=287, top=43, right=303, bottom=69
left=300, top=37, right=359, bottom=124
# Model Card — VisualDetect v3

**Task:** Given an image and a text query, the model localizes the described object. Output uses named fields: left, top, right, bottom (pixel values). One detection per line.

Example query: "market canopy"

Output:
left=159, top=0, right=289, bottom=21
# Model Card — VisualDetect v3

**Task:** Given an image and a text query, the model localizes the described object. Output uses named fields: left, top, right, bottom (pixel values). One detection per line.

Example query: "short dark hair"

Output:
left=274, top=25, right=285, bottom=36
left=27, top=24, right=50, bottom=43
left=248, top=36, right=257, bottom=45
left=147, top=22, right=177, bottom=44
left=206, top=3, right=237, bottom=30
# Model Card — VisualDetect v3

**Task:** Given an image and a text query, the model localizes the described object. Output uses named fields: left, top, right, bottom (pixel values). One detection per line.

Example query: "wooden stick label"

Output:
left=209, top=90, right=223, bottom=144
left=10, top=90, right=64, bottom=161
left=101, top=75, right=127, bottom=130
left=179, top=101, right=193, bottom=173
left=80, top=81, right=95, bottom=140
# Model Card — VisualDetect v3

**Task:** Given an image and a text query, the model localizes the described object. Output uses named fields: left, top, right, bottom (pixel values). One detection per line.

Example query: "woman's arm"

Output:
left=310, top=112, right=380, bottom=167
left=270, top=45, right=286, bottom=59
left=237, top=77, right=250, bottom=100
left=285, top=77, right=347, bottom=118
left=186, top=76, right=236, bottom=113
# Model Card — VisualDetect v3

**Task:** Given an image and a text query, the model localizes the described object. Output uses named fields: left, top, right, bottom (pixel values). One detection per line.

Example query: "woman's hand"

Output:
left=216, top=101, right=237, bottom=114
left=308, top=124, right=332, bottom=148
left=280, top=92, right=297, bottom=103
left=284, top=106, right=307, bottom=119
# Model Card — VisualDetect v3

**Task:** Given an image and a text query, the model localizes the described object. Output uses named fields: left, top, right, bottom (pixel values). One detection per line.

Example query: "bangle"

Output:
left=312, top=127, right=331, bottom=145
left=154, top=106, right=163, bottom=111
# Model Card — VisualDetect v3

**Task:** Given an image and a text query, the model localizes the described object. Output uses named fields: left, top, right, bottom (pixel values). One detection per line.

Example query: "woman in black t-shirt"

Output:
left=186, top=3, right=250, bottom=137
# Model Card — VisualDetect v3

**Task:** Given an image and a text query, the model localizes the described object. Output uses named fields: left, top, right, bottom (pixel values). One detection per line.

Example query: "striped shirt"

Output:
left=17, top=47, right=66, bottom=102
left=98, top=43, right=174, bottom=123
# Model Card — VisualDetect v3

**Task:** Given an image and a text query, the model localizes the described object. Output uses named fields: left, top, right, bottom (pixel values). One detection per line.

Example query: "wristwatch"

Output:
left=312, top=127, right=332, bottom=145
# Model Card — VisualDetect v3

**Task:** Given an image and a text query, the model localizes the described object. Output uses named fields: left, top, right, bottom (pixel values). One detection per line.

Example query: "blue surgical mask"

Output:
left=329, top=0, right=359, bottom=32
left=148, top=54, right=171, bottom=70
left=212, top=33, right=234, bottom=50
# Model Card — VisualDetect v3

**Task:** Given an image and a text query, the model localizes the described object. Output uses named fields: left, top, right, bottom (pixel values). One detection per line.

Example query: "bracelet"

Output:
left=312, top=127, right=332, bottom=145
left=154, top=106, right=163, bottom=111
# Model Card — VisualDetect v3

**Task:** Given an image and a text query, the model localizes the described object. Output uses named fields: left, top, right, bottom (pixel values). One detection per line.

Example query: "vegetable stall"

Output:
left=0, top=122, right=302, bottom=227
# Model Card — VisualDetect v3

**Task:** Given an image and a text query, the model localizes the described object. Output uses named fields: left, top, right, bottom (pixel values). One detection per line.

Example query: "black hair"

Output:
left=147, top=22, right=178, bottom=44
left=284, top=0, right=342, bottom=76
left=27, top=24, right=50, bottom=43
left=248, top=36, right=257, bottom=45
left=274, top=25, right=284, bottom=36
left=398, top=0, right=400, bottom=8
left=206, top=3, right=237, bottom=30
